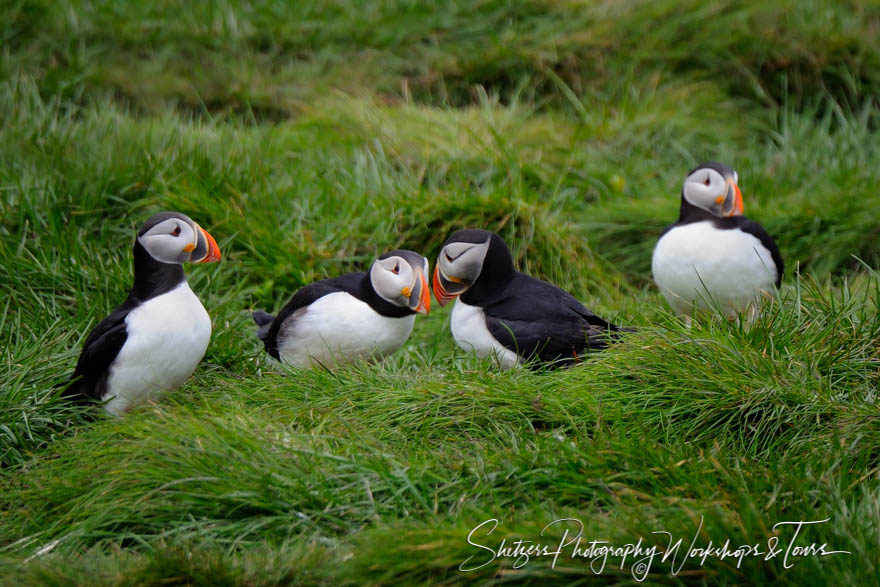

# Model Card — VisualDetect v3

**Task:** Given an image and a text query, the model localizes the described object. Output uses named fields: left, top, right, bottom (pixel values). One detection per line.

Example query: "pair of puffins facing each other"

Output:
left=63, top=161, right=782, bottom=415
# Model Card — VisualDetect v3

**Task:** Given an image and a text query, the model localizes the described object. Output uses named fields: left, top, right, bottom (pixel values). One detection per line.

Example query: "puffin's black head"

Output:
left=432, top=229, right=514, bottom=306
left=681, top=161, right=744, bottom=218
left=370, top=249, right=431, bottom=314
left=137, top=211, right=222, bottom=265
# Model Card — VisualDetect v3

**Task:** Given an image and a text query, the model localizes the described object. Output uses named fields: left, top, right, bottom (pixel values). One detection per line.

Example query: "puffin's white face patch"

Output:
left=682, top=168, right=730, bottom=216
left=139, top=218, right=198, bottom=264
left=437, top=237, right=491, bottom=288
left=371, top=255, right=416, bottom=307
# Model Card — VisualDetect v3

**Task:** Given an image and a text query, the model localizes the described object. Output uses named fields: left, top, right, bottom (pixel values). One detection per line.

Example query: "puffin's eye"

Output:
left=171, top=225, right=181, bottom=237
left=391, top=263, right=400, bottom=274
left=703, top=177, right=711, bottom=186
left=445, top=252, right=454, bottom=263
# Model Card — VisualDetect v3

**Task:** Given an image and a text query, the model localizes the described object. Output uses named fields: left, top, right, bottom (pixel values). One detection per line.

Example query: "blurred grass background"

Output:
left=1, top=1, right=878, bottom=584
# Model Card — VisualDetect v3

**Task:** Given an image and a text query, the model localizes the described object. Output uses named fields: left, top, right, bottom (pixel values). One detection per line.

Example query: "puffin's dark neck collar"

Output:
left=359, top=274, right=412, bottom=318
left=677, top=193, right=719, bottom=225
left=129, top=240, right=186, bottom=301
left=461, top=233, right=516, bottom=304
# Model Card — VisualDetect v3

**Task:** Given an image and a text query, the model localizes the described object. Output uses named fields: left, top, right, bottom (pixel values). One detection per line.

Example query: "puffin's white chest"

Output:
left=652, top=221, right=778, bottom=316
left=103, top=282, right=211, bottom=415
left=450, top=299, right=520, bottom=369
left=277, top=291, right=415, bottom=368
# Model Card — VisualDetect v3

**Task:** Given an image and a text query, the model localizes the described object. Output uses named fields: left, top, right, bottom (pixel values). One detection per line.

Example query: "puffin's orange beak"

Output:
left=727, top=179, right=744, bottom=216
left=417, top=271, right=431, bottom=314
left=433, top=264, right=457, bottom=307
left=408, top=270, right=431, bottom=314
left=198, top=227, right=222, bottom=263
left=733, top=181, right=744, bottom=215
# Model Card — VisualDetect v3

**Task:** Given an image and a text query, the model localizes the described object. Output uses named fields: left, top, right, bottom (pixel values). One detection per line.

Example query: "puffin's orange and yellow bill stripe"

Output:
left=199, top=227, right=222, bottom=263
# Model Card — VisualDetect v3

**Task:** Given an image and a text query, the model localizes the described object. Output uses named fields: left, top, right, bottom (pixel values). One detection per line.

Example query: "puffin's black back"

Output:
left=63, top=303, right=133, bottom=400
left=482, top=272, right=622, bottom=368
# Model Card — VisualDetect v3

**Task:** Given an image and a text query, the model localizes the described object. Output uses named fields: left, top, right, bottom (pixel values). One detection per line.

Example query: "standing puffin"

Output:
left=432, top=229, right=628, bottom=369
left=651, top=162, right=783, bottom=317
left=63, top=212, right=221, bottom=415
left=253, top=250, right=430, bottom=367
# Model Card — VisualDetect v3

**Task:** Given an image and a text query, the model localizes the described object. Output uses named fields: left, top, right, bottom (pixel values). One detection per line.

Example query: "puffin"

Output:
left=253, top=249, right=430, bottom=367
left=432, top=229, right=629, bottom=369
left=651, top=161, right=783, bottom=317
left=63, top=211, right=221, bottom=416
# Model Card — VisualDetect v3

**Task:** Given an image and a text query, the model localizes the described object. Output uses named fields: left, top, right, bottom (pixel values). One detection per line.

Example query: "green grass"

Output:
left=1, top=1, right=879, bottom=584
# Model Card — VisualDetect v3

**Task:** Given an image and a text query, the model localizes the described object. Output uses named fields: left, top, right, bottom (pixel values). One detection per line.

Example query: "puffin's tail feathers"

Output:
left=253, top=310, right=274, bottom=326
left=588, top=323, right=636, bottom=350
left=252, top=310, right=281, bottom=360
left=56, top=376, right=81, bottom=398
left=252, top=310, right=275, bottom=343
left=55, top=375, right=93, bottom=404
left=608, top=324, right=637, bottom=340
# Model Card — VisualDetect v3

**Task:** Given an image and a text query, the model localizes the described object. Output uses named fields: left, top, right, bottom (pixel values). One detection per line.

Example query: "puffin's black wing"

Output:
left=483, top=273, right=621, bottom=368
left=63, top=307, right=131, bottom=400
left=727, top=216, right=784, bottom=287
left=257, top=273, right=365, bottom=360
